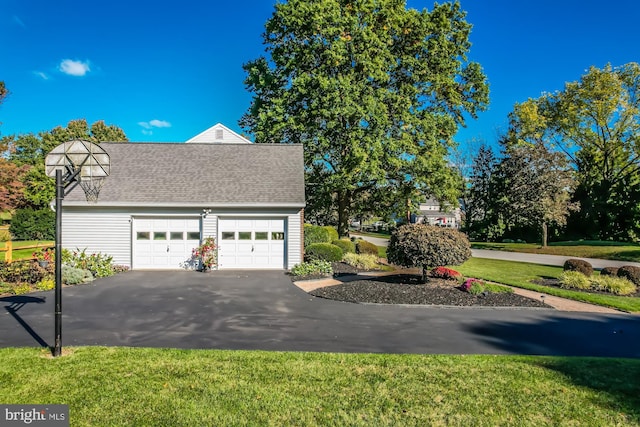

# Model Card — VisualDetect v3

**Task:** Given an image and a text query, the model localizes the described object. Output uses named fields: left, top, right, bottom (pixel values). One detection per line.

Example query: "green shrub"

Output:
left=332, top=239, right=355, bottom=254
left=62, top=266, right=94, bottom=285
left=322, top=226, right=339, bottom=243
left=559, top=271, right=591, bottom=290
left=356, top=240, right=378, bottom=255
left=63, top=248, right=115, bottom=278
left=387, top=224, right=471, bottom=282
left=303, top=224, right=331, bottom=248
left=9, top=208, right=55, bottom=240
left=305, top=243, right=344, bottom=262
left=590, top=275, right=637, bottom=295
left=290, top=260, right=333, bottom=277
left=342, top=253, right=379, bottom=270
left=600, top=267, right=619, bottom=276
left=563, top=259, right=593, bottom=277
left=617, top=265, right=640, bottom=286
left=468, top=281, right=486, bottom=295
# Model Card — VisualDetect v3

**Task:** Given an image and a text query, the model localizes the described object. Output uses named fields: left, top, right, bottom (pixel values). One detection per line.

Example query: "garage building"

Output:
left=60, top=138, right=305, bottom=270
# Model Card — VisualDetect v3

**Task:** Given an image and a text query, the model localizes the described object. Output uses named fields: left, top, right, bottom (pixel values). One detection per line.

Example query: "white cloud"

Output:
left=59, top=59, right=91, bottom=76
left=138, top=119, right=172, bottom=134
left=149, top=119, right=171, bottom=128
left=33, top=71, right=49, bottom=80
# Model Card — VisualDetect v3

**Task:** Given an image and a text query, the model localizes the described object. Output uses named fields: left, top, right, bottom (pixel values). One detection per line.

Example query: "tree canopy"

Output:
left=241, top=0, right=488, bottom=235
left=511, top=63, right=640, bottom=240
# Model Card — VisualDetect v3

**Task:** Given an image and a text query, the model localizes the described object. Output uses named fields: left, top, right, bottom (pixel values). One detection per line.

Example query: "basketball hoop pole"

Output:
left=54, top=169, right=63, bottom=357
left=45, top=140, right=110, bottom=357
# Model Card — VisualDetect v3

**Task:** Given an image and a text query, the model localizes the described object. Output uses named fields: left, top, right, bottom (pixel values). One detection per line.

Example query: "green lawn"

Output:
left=472, top=240, right=640, bottom=262
left=0, top=347, right=638, bottom=426
left=456, top=258, right=640, bottom=313
left=0, top=240, right=53, bottom=262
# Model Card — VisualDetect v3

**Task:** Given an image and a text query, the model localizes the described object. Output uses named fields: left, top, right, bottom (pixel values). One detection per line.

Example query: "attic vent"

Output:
left=215, top=129, right=224, bottom=140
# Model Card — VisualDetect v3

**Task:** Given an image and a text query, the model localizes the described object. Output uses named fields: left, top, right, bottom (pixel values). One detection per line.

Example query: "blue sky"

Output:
left=1, top=0, right=638, bottom=148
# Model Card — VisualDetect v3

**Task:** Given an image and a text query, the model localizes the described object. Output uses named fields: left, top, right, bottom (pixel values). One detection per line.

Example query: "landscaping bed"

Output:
left=310, top=274, right=550, bottom=308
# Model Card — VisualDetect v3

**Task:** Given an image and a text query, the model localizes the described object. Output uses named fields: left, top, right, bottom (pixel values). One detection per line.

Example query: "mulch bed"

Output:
left=303, top=264, right=550, bottom=308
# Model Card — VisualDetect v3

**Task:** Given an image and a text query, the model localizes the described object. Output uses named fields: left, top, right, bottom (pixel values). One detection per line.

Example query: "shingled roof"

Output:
left=64, top=142, right=305, bottom=207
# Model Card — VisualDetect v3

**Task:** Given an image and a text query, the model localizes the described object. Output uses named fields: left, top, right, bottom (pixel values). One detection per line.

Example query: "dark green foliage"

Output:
left=305, top=243, right=344, bottom=262
left=303, top=224, right=331, bottom=248
left=562, top=259, right=593, bottom=277
left=323, top=226, right=339, bottom=243
left=0, top=260, right=48, bottom=284
left=356, top=240, right=378, bottom=255
left=332, top=239, right=355, bottom=254
left=600, top=267, right=619, bottom=276
left=387, top=224, right=471, bottom=282
left=9, top=208, right=55, bottom=240
left=617, top=265, right=640, bottom=286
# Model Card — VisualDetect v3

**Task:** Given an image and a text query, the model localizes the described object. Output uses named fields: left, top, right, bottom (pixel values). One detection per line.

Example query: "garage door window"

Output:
left=222, top=232, right=235, bottom=240
left=170, top=232, right=183, bottom=240
left=154, top=232, right=167, bottom=240
left=255, top=232, right=268, bottom=240
left=239, top=232, right=252, bottom=240
left=187, top=232, right=200, bottom=240
left=272, top=232, right=285, bottom=240
left=137, top=232, right=150, bottom=240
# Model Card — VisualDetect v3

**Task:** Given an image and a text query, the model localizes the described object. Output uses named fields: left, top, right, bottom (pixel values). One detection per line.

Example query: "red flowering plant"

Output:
left=193, top=237, right=217, bottom=271
left=33, top=247, right=54, bottom=263
left=429, top=267, right=462, bottom=280
left=461, top=278, right=485, bottom=295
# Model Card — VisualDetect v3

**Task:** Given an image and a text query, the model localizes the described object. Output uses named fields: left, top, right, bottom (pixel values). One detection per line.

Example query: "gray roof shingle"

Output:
left=65, top=142, right=305, bottom=207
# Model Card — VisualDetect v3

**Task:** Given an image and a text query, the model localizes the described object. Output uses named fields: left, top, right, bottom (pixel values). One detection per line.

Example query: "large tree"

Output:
left=492, top=139, right=578, bottom=246
left=2, top=119, right=128, bottom=209
left=241, top=0, right=488, bottom=236
left=464, top=143, right=500, bottom=240
left=515, top=63, right=640, bottom=240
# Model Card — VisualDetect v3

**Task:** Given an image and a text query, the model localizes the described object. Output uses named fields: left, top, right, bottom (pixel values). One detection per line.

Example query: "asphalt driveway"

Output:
left=0, top=270, right=638, bottom=357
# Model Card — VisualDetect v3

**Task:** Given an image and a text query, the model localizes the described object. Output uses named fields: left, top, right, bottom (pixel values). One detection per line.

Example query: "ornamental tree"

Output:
left=387, top=224, right=471, bottom=282
left=241, top=0, right=488, bottom=236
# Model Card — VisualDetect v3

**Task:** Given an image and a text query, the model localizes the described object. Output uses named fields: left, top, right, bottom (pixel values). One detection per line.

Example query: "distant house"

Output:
left=60, top=124, right=304, bottom=270
left=415, top=199, right=461, bottom=228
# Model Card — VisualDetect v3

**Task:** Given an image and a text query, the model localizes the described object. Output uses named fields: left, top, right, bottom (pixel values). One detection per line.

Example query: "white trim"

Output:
left=63, top=201, right=305, bottom=208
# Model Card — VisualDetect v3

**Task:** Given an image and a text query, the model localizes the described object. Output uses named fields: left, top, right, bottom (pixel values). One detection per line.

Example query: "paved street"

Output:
left=1, top=270, right=638, bottom=357
left=351, top=232, right=640, bottom=269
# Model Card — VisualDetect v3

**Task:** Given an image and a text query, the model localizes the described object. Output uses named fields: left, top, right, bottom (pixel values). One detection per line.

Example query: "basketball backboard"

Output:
left=45, top=140, right=110, bottom=202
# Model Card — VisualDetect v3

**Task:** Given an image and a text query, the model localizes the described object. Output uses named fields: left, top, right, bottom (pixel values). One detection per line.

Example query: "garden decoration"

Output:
left=45, top=140, right=110, bottom=357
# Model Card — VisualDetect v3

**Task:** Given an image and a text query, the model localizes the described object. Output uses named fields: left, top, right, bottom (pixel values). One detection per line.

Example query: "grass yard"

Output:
left=455, top=258, right=640, bottom=313
left=0, top=240, right=53, bottom=262
left=0, top=347, right=638, bottom=426
left=472, top=240, right=640, bottom=263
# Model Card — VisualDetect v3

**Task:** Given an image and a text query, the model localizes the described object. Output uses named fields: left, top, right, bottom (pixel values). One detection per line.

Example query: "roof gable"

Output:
left=65, top=143, right=304, bottom=207
left=185, top=123, right=252, bottom=144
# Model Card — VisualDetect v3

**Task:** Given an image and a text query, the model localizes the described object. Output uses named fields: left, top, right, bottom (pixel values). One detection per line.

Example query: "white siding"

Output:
left=286, top=210, right=303, bottom=269
left=185, top=123, right=252, bottom=144
left=202, top=215, right=217, bottom=242
left=61, top=209, right=131, bottom=266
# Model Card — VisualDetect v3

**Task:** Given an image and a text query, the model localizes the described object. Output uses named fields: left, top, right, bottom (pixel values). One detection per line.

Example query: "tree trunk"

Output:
left=337, top=191, right=349, bottom=238
left=541, top=222, right=548, bottom=247
left=422, top=266, right=428, bottom=283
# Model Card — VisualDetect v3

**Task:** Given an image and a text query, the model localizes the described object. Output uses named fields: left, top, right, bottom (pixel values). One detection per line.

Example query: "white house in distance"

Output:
left=416, top=198, right=461, bottom=228
left=59, top=124, right=305, bottom=270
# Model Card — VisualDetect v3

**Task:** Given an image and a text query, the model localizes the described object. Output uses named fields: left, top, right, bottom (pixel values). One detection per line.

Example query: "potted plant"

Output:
left=33, top=247, right=53, bottom=268
left=192, top=237, right=217, bottom=272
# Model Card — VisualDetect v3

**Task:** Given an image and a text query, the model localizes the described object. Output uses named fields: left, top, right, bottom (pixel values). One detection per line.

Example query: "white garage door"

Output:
left=218, top=218, right=285, bottom=269
left=133, top=218, right=200, bottom=269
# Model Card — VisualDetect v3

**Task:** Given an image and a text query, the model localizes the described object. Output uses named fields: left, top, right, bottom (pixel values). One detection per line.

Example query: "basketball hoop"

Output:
left=45, top=139, right=110, bottom=202
left=78, top=176, right=106, bottom=203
